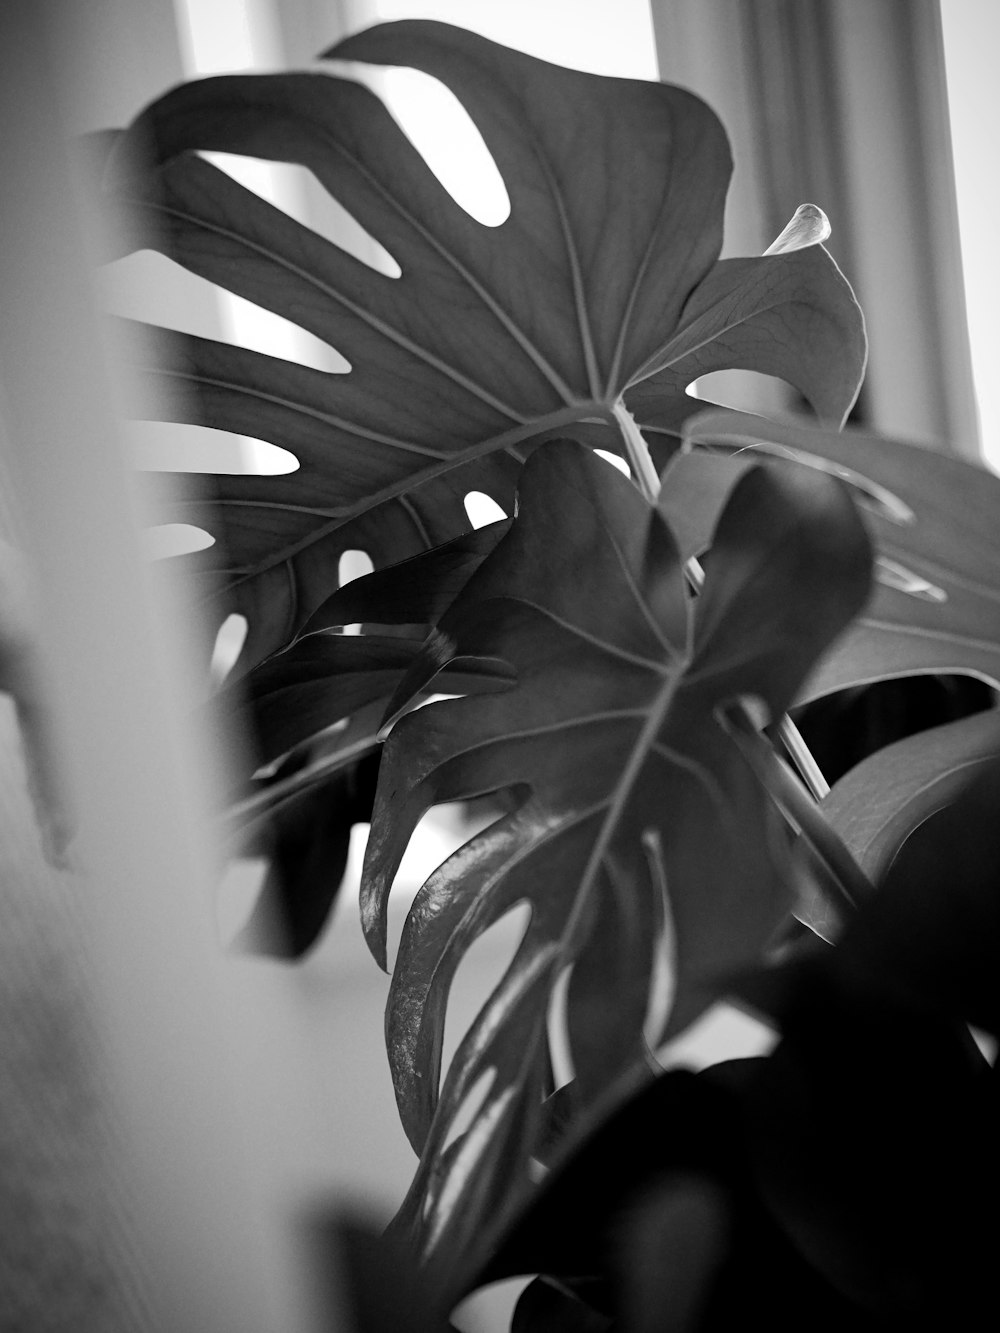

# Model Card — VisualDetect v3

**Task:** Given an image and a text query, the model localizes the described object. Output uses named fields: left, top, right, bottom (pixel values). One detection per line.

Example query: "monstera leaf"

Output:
left=211, top=519, right=513, bottom=778
left=670, top=409, right=1000, bottom=697
left=104, top=20, right=863, bottom=674
left=361, top=442, right=871, bottom=1274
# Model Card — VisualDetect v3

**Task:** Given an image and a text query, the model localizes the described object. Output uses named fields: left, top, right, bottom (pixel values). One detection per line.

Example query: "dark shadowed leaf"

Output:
left=300, top=521, right=510, bottom=636
left=673, top=409, right=1000, bottom=698
left=232, top=746, right=381, bottom=959
left=836, top=756, right=1000, bottom=1034
left=105, top=21, right=863, bottom=672
left=613, top=1175, right=730, bottom=1333
left=820, top=707, right=1000, bottom=882
left=305, top=1209, right=458, bottom=1333
left=363, top=441, right=870, bottom=1270
left=223, top=634, right=425, bottom=768
left=511, top=1277, right=613, bottom=1332
left=740, top=960, right=997, bottom=1322
left=486, top=1069, right=738, bottom=1285
left=217, top=526, right=515, bottom=961
left=724, top=765, right=1000, bottom=1322
left=482, top=1061, right=876, bottom=1331
left=216, top=631, right=514, bottom=771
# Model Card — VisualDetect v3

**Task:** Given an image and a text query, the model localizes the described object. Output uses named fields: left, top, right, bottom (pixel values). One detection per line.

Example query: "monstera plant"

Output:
left=98, top=20, right=1000, bottom=1331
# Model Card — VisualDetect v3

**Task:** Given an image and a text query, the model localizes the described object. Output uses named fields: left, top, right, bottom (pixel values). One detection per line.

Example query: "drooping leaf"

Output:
left=222, top=634, right=426, bottom=768
left=106, top=20, right=863, bottom=672
left=820, top=708, right=1000, bottom=883
left=672, top=409, right=1000, bottom=698
left=232, top=745, right=381, bottom=959
left=362, top=441, right=871, bottom=1268
left=217, top=631, right=513, bottom=770
left=216, top=524, right=515, bottom=960
left=299, top=520, right=510, bottom=637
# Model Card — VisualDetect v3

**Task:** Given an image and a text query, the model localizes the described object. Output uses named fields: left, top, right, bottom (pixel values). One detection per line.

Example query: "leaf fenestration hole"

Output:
left=211, top=613, right=249, bottom=684
left=217, top=287, right=352, bottom=372
left=369, top=67, right=511, bottom=227
left=656, top=1002, right=777, bottom=1071
left=688, top=369, right=797, bottom=418
left=337, top=548, right=375, bottom=587
left=439, top=1067, right=496, bottom=1154
left=642, top=829, right=677, bottom=1048
left=101, top=248, right=351, bottom=375
left=718, top=440, right=915, bottom=526
left=594, top=448, right=632, bottom=477
left=546, top=963, right=575, bottom=1089
left=439, top=899, right=531, bottom=1090
left=202, top=152, right=401, bottom=277
left=875, top=556, right=948, bottom=602
left=143, top=523, right=215, bottom=559
left=464, top=491, right=507, bottom=529
left=131, top=422, right=298, bottom=475
left=338, top=548, right=374, bottom=635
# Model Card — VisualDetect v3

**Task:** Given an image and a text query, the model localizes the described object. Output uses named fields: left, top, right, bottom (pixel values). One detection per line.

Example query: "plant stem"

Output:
left=683, top=554, right=829, bottom=801
left=612, top=400, right=662, bottom=501
left=774, top=715, right=830, bottom=800
left=613, top=397, right=836, bottom=845
left=721, top=705, right=873, bottom=922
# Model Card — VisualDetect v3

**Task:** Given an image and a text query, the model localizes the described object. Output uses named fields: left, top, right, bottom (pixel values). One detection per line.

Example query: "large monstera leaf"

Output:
left=104, top=20, right=864, bottom=673
left=362, top=442, right=871, bottom=1276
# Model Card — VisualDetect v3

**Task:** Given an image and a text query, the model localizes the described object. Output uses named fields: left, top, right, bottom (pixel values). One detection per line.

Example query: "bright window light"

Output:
left=463, top=491, right=507, bottom=529
left=940, top=1, right=1000, bottom=473
left=367, top=0, right=658, bottom=226
left=172, top=0, right=271, bottom=75
left=172, top=0, right=341, bottom=476
left=370, top=1, right=659, bottom=80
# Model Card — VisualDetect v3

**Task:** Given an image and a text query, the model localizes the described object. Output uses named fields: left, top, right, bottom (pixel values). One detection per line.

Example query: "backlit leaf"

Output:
left=106, top=21, right=863, bottom=672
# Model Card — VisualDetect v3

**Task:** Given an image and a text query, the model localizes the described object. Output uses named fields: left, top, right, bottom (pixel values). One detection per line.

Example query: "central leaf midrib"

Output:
left=563, top=667, right=684, bottom=952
